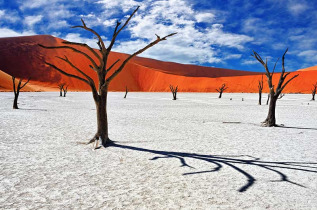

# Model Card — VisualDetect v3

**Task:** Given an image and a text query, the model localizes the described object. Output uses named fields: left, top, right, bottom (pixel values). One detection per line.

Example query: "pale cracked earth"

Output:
left=0, top=92, right=317, bottom=209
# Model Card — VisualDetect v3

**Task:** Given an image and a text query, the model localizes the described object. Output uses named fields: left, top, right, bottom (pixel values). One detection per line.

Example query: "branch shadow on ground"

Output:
left=20, top=108, right=48, bottom=111
left=277, top=126, right=317, bottom=131
left=109, top=142, right=317, bottom=192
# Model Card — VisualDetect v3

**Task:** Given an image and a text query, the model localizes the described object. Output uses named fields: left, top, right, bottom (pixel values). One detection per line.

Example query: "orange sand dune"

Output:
left=0, top=35, right=316, bottom=93
left=0, top=70, right=57, bottom=92
left=297, top=66, right=317, bottom=71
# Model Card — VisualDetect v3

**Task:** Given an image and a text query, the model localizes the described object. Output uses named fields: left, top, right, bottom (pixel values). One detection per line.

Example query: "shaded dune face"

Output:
left=0, top=35, right=316, bottom=93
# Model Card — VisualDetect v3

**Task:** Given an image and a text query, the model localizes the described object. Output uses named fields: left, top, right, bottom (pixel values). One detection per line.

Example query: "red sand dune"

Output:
left=0, top=35, right=316, bottom=93
left=297, top=66, right=317, bottom=71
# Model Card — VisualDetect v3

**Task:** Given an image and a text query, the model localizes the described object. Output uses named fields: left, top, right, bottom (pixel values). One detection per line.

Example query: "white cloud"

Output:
left=61, top=33, right=109, bottom=49
left=288, top=1, right=308, bottom=15
left=103, top=19, right=117, bottom=27
left=111, top=0, right=253, bottom=64
left=298, top=50, right=317, bottom=62
left=0, top=28, right=35, bottom=38
left=24, top=15, right=43, bottom=27
left=96, top=0, right=143, bottom=13
left=224, top=54, right=242, bottom=60
left=195, top=13, right=215, bottom=23
left=242, top=59, right=259, bottom=65
left=0, top=9, right=20, bottom=23
left=19, top=0, right=61, bottom=10
left=48, top=20, right=69, bottom=29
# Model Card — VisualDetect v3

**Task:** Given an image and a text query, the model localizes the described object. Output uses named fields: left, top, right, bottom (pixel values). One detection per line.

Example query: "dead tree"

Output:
left=311, top=83, right=317, bottom=101
left=216, top=83, right=228, bottom=98
left=266, top=94, right=270, bottom=105
left=169, top=85, right=178, bottom=100
left=12, top=76, right=30, bottom=109
left=124, top=86, right=128, bottom=99
left=58, top=83, right=65, bottom=96
left=63, top=85, right=68, bottom=97
left=252, top=49, right=299, bottom=126
left=39, top=6, right=176, bottom=146
left=278, top=93, right=285, bottom=99
left=258, top=74, right=264, bottom=105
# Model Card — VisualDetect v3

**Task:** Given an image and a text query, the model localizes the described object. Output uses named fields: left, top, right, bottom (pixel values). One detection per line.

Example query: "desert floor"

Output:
left=1, top=92, right=317, bottom=209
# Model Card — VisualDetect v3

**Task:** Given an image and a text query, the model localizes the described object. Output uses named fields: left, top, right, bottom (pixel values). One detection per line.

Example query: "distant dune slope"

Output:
left=297, top=66, right=317, bottom=71
left=0, top=35, right=316, bottom=93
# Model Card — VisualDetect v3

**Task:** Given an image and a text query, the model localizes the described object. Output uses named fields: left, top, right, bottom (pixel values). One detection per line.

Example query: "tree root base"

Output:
left=87, top=135, right=114, bottom=149
left=261, top=122, right=285, bottom=127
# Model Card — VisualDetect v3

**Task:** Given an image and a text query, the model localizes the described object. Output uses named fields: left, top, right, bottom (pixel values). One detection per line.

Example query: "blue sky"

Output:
left=0, top=0, right=316, bottom=72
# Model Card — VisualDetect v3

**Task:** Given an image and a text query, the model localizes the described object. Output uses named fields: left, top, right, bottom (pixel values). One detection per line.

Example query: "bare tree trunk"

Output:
left=12, top=76, right=30, bottom=109
left=263, top=95, right=278, bottom=126
left=218, top=92, right=223, bottom=98
left=266, top=94, right=270, bottom=105
left=60, top=90, right=62, bottom=97
left=258, top=92, right=262, bottom=105
left=63, top=86, right=68, bottom=97
left=124, top=86, right=128, bottom=98
left=311, top=83, right=317, bottom=101
left=94, top=89, right=109, bottom=146
left=258, top=75, right=263, bottom=105
left=13, top=93, right=19, bottom=109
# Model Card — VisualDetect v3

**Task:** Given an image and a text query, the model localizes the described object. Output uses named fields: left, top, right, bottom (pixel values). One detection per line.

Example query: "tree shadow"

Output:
left=20, top=108, right=48, bottom=111
left=277, top=126, right=317, bottom=131
left=108, top=141, right=317, bottom=192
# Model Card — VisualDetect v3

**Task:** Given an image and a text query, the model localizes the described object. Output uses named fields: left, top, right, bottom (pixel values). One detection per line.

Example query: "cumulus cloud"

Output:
left=24, top=15, right=43, bottom=27
left=0, top=9, right=20, bottom=23
left=298, top=50, right=317, bottom=62
left=242, top=59, right=259, bottom=65
left=288, top=1, right=308, bottom=15
left=106, top=0, right=253, bottom=64
left=195, top=13, right=215, bottom=23
left=0, top=28, right=35, bottom=38
left=61, top=33, right=109, bottom=49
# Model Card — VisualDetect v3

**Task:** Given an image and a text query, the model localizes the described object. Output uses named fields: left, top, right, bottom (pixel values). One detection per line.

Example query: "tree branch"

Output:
left=106, top=59, right=120, bottom=72
left=20, top=78, right=31, bottom=89
left=56, top=56, right=99, bottom=98
left=38, top=44, right=99, bottom=70
left=107, top=6, right=140, bottom=52
left=62, top=41, right=102, bottom=62
left=106, top=32, right=177, bottom=83
left=71, top=18, right=106, bottom=53
left=44, top=61, right=90, bottom=85
left=271, top=58, right=279, bottom=77
left=279, top=74, right=299, bottom=93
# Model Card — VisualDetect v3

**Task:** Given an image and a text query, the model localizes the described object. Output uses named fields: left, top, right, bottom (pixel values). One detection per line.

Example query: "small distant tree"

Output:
left=311, top=83, right=317, bottom=101
left=258, top=74, right=264, bottom=105
left=63, top=85, right=68, bottom=97
left=216, top=83, right=228, bottom=98
left=252, top=49, right=299, bottom=127
left=124, top=86, right=128, bottom=99
left=39, top=6, right=176, bottom=146
left=266, top=94, right=270, bottom=105
left=58, top=83, right=65, bottom=96
left=12, top=76, right=30, bottom=109
left=169, top=85, right=178, bottom=100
